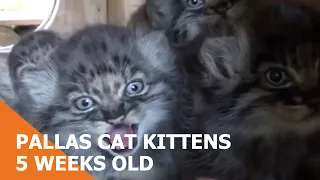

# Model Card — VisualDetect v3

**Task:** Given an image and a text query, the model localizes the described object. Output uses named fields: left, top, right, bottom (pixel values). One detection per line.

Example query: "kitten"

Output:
left=128, top=0, right=241, bottom=45
left=8, top=24, right=185, bottom=180
left=128, top=0, right=250, bottom=118
left=177, top=2, right=320, bottom=180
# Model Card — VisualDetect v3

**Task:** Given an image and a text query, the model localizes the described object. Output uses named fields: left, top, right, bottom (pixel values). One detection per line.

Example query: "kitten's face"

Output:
left=218, top=5, right=320, bottom=135
left=166, top=0, right=239, bottom=46
left=231, top=44, right=320, bottom=135
left=43, top=26, right=179, bottom=156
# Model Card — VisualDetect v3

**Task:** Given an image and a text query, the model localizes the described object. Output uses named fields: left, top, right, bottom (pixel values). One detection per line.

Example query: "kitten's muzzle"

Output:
left=102, top=103, right=125, bottom=123
left=307, top=99, right=320, bottom=112
left=302, top=89, right=320, bottom=112
left=105, top=123, right=139, bottom=156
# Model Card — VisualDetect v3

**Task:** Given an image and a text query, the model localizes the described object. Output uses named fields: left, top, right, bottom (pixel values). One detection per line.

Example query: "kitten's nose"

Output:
left=103, top=103, right=125, bottom=123
left=110, top=103, right=125, bottom=119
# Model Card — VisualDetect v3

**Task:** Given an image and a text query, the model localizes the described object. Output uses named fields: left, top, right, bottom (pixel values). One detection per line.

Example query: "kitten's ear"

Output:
left=136, top=30, right=176, bottom=72
left=8, top=30, right=62, bottom=111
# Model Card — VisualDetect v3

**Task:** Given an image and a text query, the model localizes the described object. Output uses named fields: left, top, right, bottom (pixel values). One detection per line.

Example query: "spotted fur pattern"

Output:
left=6, top=30, right=63, bottom=130
left=8, top=24, right=185, bottom=180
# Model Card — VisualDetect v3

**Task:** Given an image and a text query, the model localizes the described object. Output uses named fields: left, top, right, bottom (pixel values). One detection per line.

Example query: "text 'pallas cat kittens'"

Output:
left=7, top=24, right=185, bottom=180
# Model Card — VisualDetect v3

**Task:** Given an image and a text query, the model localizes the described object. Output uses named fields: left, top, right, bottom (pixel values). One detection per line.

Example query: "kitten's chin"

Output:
left=104, top=124, right=140, bottom=157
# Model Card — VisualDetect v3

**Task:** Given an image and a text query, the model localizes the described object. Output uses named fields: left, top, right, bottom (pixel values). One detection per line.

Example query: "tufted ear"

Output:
left=136, top=30, right=177, bottom=73
left=8, top=30, right=62, bottom=113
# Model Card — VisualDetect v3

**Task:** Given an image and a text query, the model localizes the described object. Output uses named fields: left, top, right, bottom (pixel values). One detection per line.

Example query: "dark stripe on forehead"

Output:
left=97, top=63, right=107, bottom=74
left=114, top=82, right=121, bottom=89
left=111, top=54, right=131, bottom=70
left=100, top=41, right=108, bottom=52
left=78, top=64, right=87, bottom=74
left=64, top=85, right=82, bottom=93
left=103, top=86, right=111, bottom=94
left=107, top=67, right=116, bottom=74
left=83, top=43, right=98, bottom=54
left=255, top=34, right=320, bottom=71
left=90, top=70, right=95, bottom=78
left=92, top=88, right=101, bottom=96
left=112, top=54, right=120, bottom=66
left=122, top=55, right=131, bottom=67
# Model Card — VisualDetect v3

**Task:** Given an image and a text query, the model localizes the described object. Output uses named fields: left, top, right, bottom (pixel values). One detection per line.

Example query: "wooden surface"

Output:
left=0, top=0, right=108, bottom=53
left=49, top=0, right=107, bottom=35
left=0, top=0, right=148, bottom=36
left=107, top=0, right=126, bottom=26
left=107, top=0, right=145, bottom=26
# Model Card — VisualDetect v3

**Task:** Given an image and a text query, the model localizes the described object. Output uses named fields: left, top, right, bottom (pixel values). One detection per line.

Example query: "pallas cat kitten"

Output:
left=175, top=1, right=320, bottom=180
left=8, top=24, right=185, bottom=180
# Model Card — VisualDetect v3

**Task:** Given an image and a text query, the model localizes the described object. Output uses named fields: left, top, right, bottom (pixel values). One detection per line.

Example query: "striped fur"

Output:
left=178, top=1, right=320, bottom=180
left=7, top=25, right=185, bottom=180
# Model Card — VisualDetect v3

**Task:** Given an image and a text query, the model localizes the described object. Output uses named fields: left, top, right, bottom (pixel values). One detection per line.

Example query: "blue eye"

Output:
left=126, top=81, right=144, bottom=95
left=75, top=97, right=94, bottom=110
left=187, top=0, right=204, bottom=7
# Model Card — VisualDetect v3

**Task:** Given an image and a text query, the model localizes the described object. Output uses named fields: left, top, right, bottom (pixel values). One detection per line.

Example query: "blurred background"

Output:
left=0, top=0, right=145, bottom=54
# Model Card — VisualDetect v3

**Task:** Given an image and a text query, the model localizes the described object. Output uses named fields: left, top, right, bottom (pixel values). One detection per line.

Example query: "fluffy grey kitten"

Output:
left=128, top=0, right=241, bottom=44
left=128, top=0, right=251, bottom=117
left=8, top=24, right=185, bottom=180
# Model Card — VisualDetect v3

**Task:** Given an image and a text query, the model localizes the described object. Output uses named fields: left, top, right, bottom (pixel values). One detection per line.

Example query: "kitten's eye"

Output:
left=75, top=97, right=94, bottom=110
left=126, top=81, right=144, bottom=95
left=265, top=68, right=290, bottom=87
left=187, top=0, right=204, bottom=7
